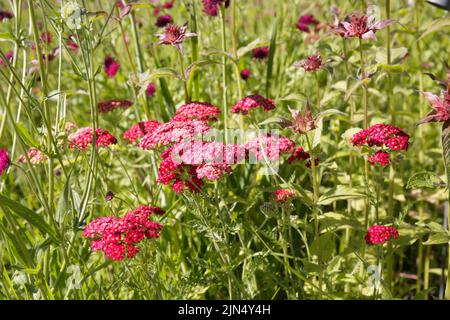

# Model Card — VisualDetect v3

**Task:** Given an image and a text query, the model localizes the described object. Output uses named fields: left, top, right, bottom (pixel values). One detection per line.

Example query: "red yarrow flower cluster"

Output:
left=146, top=83, right=156, bottom=97
left=98, top=99, right=133, bottom=113
left=68, top=127, right=118, bottom=150
left=82, top=205, right=164, bottom=261
left=246, top=135, right=295, bottom=162
left=287, top=146, right=310, bottom=164
left=231, top=95, right=276, bottom=115
left=368, top=151, right=390, bottom=166
left=365, top=225, right=399, bottom=245
left=273, top=189, right=296, bottom=203
left=123, top=120, right=161, bottom=143
left=171, top=102, right=221, bottom=122
left=0, top=148, right=10, bottom=175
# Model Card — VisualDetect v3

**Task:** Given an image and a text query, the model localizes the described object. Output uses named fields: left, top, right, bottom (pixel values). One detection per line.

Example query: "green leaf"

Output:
left=277, top=93, right=307, bottom=103
left=185, top=59, right=221, bottom=80
left=423, top=233, right=450, bottom=245
left=419, top=17, right=450, bottom=40
left=236, top=38, right=269, bottom=59
left=0, top=32, right=14, bottom=42
left=202, top=48, right=234, bottom=61
left=149, top=68, right=181, bottom=81
left=442, top=121, right=450, bottom=185
left=0, top=194, right=59, bottom=242
left=406, top=172, right=446, bottom=189
left=316, top=109, right=346, bottom=121
left=318, top=186, right=367, bottom=206
left=15, top=123, right=39, bottom=148
left=344, top=80, right=363, bottom=101
left=266, top=20, right=277, bottom=97
left=56, top=174, right=71, bottom=224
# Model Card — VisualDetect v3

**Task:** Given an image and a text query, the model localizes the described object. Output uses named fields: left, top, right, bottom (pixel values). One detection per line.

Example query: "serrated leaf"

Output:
left=406, top=172, right=446, bottom=189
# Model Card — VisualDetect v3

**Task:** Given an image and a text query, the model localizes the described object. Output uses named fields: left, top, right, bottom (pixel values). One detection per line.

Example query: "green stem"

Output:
left=314, top=72, right=321, bottom=113
left=220, top=6, right=229, bottom=144
left=177, top=48, right=190, bottom=103
left=445, top=189, right=450, bottom=299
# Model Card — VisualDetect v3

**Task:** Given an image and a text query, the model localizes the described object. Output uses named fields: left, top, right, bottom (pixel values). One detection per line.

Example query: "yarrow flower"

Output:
left=287, top=146, right=310, bottom=163
left=296, top=15, right=319, bottom=33
left=68, top=127, right=117, bottom=150
left=240, top=69, right=251, bottom=81
left=98, top=99, right=133, bottom=113
left=252, top=47, right=270, bottom=60
left=155, top=14, right=173, bottom=28
left=156, top=23, right=196, bottom=52
left=365, top=225, right=399, bottom=245
left=18, top=148, right=48, bottom=165
left=331, top=8, right=393, bottom=40
left=294, top=53, right=324, bottom=72
left=231, top=95, right=276, bottom=115
left=245, top=135, right=295, bottom=162
left=61, top=1, right=83, bottom=30
left=82, top=205, right=164, bottom=261
left=351, top=124, right=409, bottom=166
left=104, top=56, right=120, bottom=78
left=123, top=120, right=161, bottom=143
left=273, top=189, right=297, bottom=203
left=171, top=102, right=221, bottom=122
left=0, top=148, right=10, bottom=175
left=157, top=155, right=203, bottom=194
left=202, top=0, right=230, bottom=17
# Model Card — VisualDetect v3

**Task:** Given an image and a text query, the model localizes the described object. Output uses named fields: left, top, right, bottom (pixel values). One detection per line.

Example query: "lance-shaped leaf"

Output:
left=185, top=59, right=221, bottom=80
left=406, top=172, right=446, bottom=189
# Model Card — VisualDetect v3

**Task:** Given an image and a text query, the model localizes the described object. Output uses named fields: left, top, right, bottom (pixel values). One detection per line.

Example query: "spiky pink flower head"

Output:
left=171, top=102, right=221, bottom=122
left=138, top=120, right=210, bottom=150
left=332, top=11, right=393, bottom=40
left=246, top=135, right=295, bottom=162
left=231, top=94, right=276, bottom=115
left=296, top=15, right=319, bottom=33
left=156, top=23, right=196, bottom=52
left=351, top=124, right=409, bottom=151
left=287, top=146, right=310, bottom=164
left=0, top=10, right=13, bottom=21
left=0, top=51, right=13, bottom=68
left=163, top=1, right=174, bottom=9
left=273, top=189, right=296, bottom=203
left=68, top=127, right=117, bottom=150
left=41, top=32, right=52, bottom=44
left=202, top=0, right=230, bottom=17
left=368, top=151, right=390, bottom=166
left=240, top=69, right=251, bottom=81
left=123, top=120, right=161, bottom=143
left=83, top=205, right=164, bottom=261
left=284, top=105, right=317, bottom=135
left=0, top=148, right=10, bottom=175
left=252, top=46, right=270, bottom=60
left=104, top=55, right=120, bottom=78
left=18, top=148, right=48, bottom=165
left=155, top=14, right=173, bottom=28
left=146, top=82, right=156, bottom=97
left=295, top=53, right=324, bottom=72
left=98, top=99, right=133, bottom=113
left=417, top=91, right=450, bottom=125
left=365, top=225, right=399, bottom=245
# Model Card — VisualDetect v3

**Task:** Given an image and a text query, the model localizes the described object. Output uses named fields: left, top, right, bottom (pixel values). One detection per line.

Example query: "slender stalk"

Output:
left=445, top=190, right=450, bottom=299
left=177, top=48, right=190, bottom=103
left=220, top=7, right=229, bottom=144
left=314, top=72, right=321, bottom=113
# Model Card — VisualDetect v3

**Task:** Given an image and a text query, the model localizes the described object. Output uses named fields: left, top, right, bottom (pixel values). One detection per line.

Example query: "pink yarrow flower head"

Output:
left=171, top=102, right=221, bottom=122
left=157, top=155, right=203, bottom=194
left=155, top=14, right=173, bottom=28
left=104, top=55, right=120, bottom=78
left=273, top=189, right=296, bottom=203
left=331, top=8, right=394, bottom=40
left=123, top=120, right=161, bottom=143
left=231, top=95, right=276, bottom=115
left=287, top=146, right=310, bottom=164
left=98, top=99, right=133, bottom=113
left=294, top=53, right=324, bottom=72
left=365, top=225, right=399, bottom=245
left=18, top=148, right=48, bottom=165
left=246, top=134, right=295, bottom=162
left=368, top=150, right=390, bottom=166
left=202, top=0, right=230, bottom=17
left=82, top=205, right=164, bottom=261
left=0, top=148, right=10, bottom=175
left=156, top=23, right=196, bottom=52
left=252, top=46, right=270, bottom=60
left=68, top=127, right=117, bottom=150
left=240, top=69, right=251, bottom=81
left=146, top=82, right=156, bottom=97
left=296, top=15, right=319, bottom=33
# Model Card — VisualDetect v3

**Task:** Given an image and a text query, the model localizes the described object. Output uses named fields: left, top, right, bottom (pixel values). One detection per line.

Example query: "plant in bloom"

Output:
left=156, top=23, right=196, bottom=52
left=155, top=14, right=173, bottom=28
left=283, top=105, right=317, bottom=135
left=287, top=146, right=310, bottom=164
left=296, top=15, right=319, bottom=33
left=17, top=148, right=48, bottom=165
left=240, top=69, right=251, bottom=81
left=351, top=124, right=409, bottom=166
left=252, top=47, right=270, bottom=60
left=273, top=189, right=296, bottom=203
left=202, top=0, right=230, bottom=17
left=171, top=102, right=221, bottom=122
left=231, top=95, right=276, bottom=115
left=104, top=56, right=120, bottom=78
left=123, top=120, right=161, bottom=143
left=0, top=10, right=13, bottom=22
left=82, top=205, right=164, bottom=261
left=294, top=53, right=324, bottom=72
left=332, top=8, right=393, bottom=40
left=365, top=225, right=399, bottom=245
left=417, top=88, right=450, bottom=125
left=0, top=148, right=10, bottom=175
left=146, top=82, right=156, bottom=97
left=68, top=127, right=118, bottom=150
left=0, top=51, right=13, bottom=68
left=98, top=99, right=133, bottom=113
left=245, top=134, right=295, bottom=162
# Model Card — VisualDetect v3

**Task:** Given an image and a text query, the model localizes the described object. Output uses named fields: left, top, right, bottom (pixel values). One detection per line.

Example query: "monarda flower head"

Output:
left=156, top=23, right=196, bottom=52
left=98, top=99, right=133, bottom=113
left=202, top=0, right=230, bottom=17
left=123, top=120, right=161, bottom=143
left=82, top=205, right=164, bottom=261
left=296, top=15, right=319, bottom=33
left=294, top=53, right=324, bottom=72
left=283, top=104, right=317, bottom=135
left=171, top=102, right=221, bottom=122
left=0, top=148, right=10, bottom=175
left=365, top=225, right=399, bottom=245
left=104, top=56, right=120, bottom=78
left=252, top=47, right=270, bottom=60
left=331, top=7, right=393, bottom=40
left=18, top=148, right=48, bottom=165
left=68, top=127, right=117, bottom=150
left=155, top=14, right=173, bottom=28
left=231, top=95, right=276, bottom=115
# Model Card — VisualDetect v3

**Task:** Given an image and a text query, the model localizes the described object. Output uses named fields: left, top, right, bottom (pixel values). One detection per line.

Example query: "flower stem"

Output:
left=220, top=6, right=229, bottom=144
left=314, top=72, right=321, bottom=113
left=445, top=188, right=450, bottom=299
left=177, top=48, right=190, bottom=103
